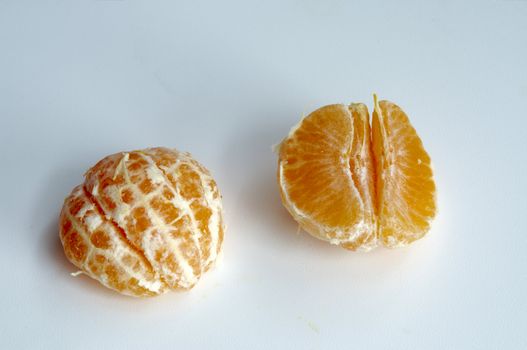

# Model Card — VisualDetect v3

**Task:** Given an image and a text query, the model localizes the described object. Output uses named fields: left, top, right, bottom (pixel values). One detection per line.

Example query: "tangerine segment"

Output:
left=83, top=148, right=224, bottom=290
left=372, top=97, right=436, bottom=247
left=278, top=104, right=376, bottom=249
left=342, top=103, right=377, bottom=251
left=60, top=185, right=167, bottom=297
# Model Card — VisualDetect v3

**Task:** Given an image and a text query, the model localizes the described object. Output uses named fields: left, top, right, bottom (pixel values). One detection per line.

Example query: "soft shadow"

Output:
left=45, top=217, right=72, bottom=273
left=221, top=109, right=339, bottom=254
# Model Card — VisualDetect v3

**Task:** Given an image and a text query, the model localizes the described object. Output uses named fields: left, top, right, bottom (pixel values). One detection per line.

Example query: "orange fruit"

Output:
left=277, top=95, right=436, bottom=251
left=59, top=147, right=225, bottom=297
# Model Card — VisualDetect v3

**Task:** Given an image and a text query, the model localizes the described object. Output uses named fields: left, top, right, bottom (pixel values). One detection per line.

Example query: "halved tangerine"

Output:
left=277, top=96, right=436, bottom=250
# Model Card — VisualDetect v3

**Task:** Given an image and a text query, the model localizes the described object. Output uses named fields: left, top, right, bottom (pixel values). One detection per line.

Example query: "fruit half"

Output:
left=277, top=96, right=436, bottom=251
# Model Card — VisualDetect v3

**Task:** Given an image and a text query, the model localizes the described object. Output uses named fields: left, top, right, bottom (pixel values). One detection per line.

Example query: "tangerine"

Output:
left=59, top=147, right=225, bottom=297
left=277, top=95, right=436, bottom=251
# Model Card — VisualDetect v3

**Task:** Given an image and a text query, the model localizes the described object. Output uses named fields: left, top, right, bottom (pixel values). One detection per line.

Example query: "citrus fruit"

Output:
left=59, top=147, right=225, bottom=297
left=277, top=96, right=436, bottom=251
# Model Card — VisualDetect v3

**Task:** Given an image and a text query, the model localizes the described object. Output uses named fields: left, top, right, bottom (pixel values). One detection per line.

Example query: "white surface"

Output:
left=1, top=1, right=526, bottom=349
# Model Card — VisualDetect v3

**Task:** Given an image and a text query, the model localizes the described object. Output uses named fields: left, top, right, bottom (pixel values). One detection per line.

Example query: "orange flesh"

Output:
left=278, top=104, right=376, bottom=248
left=278, top=97, right=436, bottom=250
left=60, top=147, right=224, bottom=297
left=372, top=98, right=436, bottom=247
left=60, top=185, right=162, bottom=297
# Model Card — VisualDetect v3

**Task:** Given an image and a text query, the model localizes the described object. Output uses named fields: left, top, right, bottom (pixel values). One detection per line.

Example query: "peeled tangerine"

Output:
left=278, top=95, right=436, bottom=251
left=59, top=147, right=225, bottom=297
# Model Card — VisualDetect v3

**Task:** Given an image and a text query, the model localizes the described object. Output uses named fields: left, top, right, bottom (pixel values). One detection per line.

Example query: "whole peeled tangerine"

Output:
left=59, top=147, right=225, bottom=297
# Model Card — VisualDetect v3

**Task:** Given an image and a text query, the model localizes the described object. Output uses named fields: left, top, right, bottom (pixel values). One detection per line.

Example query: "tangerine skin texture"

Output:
left=59, top=147, right=225, bottom=297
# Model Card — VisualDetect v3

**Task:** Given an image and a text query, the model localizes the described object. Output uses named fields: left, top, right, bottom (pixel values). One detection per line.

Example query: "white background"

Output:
left=1, top=1, right=526, bottom=349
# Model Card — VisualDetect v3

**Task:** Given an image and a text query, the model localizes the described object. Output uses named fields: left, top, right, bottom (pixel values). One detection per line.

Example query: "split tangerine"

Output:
left=277, top=95, right=436, bottom=251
